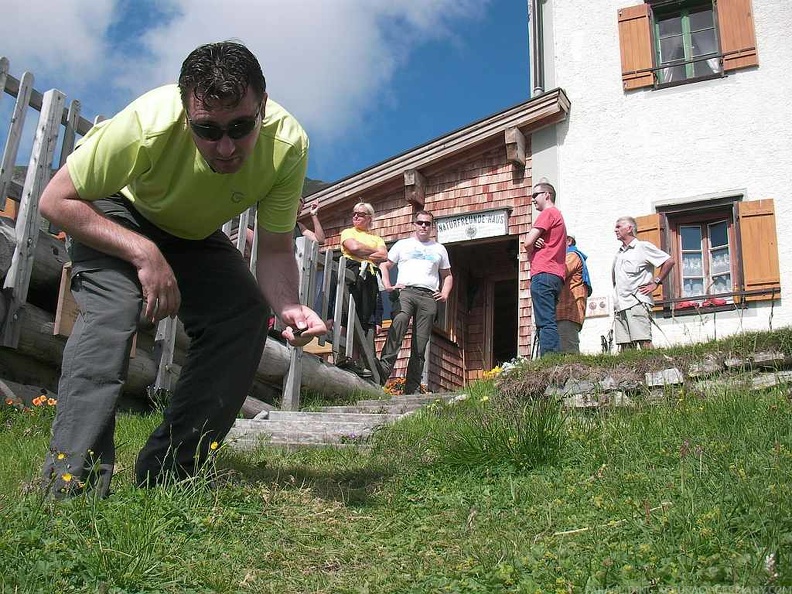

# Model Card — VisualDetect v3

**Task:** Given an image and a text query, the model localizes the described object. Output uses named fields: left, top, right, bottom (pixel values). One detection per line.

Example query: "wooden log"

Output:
left=1, top=294, right=381, bottom=404
left=241, top=395, right=274, bottom=419
left=0, top=216, right=68, bottom=311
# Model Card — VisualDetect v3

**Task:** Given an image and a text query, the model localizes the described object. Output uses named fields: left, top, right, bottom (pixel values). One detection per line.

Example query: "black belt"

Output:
left=404, top=286, right=435, bottom=295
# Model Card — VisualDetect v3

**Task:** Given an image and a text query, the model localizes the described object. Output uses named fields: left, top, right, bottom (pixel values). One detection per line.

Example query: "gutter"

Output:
left=530, top=0, right=545, bottom=96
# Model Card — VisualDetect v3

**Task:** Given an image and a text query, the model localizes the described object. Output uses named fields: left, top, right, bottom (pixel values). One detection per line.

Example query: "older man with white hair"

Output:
left=613, top=216, right=674, bottom=350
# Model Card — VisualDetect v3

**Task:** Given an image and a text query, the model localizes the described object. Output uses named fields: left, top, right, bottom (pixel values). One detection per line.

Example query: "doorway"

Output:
left=450, top=237, right=519, bottom=375
left=491, top=278, right=518, bottom=365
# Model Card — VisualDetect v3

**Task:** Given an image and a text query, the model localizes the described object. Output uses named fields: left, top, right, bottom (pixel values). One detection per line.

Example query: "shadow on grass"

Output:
left=217, top=446, right=392, bottom=506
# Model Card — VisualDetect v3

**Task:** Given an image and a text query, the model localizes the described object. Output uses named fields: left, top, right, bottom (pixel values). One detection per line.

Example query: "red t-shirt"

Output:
left=530, top=206, right=567, bottom=279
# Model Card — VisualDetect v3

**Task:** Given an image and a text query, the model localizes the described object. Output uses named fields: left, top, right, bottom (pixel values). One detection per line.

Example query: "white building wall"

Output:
left=540, top=0, right=792, bottom=353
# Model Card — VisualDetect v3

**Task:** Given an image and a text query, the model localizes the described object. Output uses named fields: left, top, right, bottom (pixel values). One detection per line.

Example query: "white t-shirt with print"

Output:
left=388, top=237, right=451, bottom=291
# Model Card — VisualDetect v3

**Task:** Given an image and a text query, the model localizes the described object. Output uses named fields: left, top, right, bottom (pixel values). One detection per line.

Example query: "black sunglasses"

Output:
left=188, top=106, right=261, bottom=141
left=531, top=191, right=546, bottom=199
left=415, top=220, right=432, bottom=227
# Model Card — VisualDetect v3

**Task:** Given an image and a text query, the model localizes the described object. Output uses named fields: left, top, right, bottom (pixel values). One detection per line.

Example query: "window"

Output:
left=618, top=0, right=759, bottom=91
left=677, top=214, right=734, bottom=301
left=654, top=4, right=721, bottom=85
left=636, top=199, right=780, bottom=313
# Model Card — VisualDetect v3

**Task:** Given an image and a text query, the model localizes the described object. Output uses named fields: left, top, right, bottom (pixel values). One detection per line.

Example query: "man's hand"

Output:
left=37, top=166, right=182, bottom=324
left=534, top=237, right=546, bottom=250
left=279, top=304, right=327, bottom=347
left=638, top=282, right=657, bottom=296
left=307, top=201, right=319, bottom=216
left=433, top=291, right=448, bottom=303
left=136, top=244, right=181, bottom=322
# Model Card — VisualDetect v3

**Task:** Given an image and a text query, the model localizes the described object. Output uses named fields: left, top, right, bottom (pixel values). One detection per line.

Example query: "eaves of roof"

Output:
left=305, top=87, right=570, bottom=207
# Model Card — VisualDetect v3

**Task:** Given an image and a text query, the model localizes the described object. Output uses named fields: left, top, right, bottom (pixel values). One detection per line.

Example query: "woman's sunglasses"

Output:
left=188, top=106, right=261, bottom=141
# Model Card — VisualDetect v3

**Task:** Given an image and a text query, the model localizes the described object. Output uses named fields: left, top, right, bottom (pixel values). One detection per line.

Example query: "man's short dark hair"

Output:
left=534, top=181, right=556, bottom=202
left=413, top=210, right=434, bottom=223
left=178, top=41, right=266, bottom=110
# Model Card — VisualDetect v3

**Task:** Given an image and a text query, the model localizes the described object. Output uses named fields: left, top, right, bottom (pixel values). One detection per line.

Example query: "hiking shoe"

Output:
left=335, top=356, right=354, bottom=369
left=351, top=362, right=373, bottom=378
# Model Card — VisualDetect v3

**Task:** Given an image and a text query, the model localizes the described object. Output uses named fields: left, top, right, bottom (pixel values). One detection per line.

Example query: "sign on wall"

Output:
left=436, top=209, right=509, bottom=244
left=586, top=295, right=611, bottom=318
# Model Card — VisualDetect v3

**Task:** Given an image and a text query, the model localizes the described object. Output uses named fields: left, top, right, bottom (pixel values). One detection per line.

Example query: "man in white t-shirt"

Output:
left=378, top=211, right=453, bottom=394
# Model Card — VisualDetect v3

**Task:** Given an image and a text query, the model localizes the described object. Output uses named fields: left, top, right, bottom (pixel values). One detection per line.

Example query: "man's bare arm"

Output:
left=436, top=269, right=454, bottom=302
left=522, top=227, right=543, bottom=256
left=255, top=228, right=326, bottom=345
left=39, top=165, right=180, bottom=322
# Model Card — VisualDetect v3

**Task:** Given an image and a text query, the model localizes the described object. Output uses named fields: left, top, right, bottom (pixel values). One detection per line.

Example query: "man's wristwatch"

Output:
left=653, top=277, right=662, bottom=285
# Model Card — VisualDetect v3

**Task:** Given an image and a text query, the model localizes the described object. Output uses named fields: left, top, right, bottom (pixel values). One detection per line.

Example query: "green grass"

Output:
left=1, top=357, right=791, bottom=591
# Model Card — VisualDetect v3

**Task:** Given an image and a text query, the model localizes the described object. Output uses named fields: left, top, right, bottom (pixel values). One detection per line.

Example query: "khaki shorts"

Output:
left=615, top=304, right=652, bottom=344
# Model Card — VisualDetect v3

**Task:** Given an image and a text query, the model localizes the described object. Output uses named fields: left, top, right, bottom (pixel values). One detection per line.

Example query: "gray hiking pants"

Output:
left=42, top=196, right=268, bottom=497
left=379, top=287, right=436, bottom=394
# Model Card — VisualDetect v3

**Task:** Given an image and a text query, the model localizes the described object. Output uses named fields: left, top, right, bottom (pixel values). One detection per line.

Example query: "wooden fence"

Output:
left=0, top=56, right=377, bottom=410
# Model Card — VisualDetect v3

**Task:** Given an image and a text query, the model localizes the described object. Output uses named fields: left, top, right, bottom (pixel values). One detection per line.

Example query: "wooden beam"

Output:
left=404, top=169, right=426, bottom=207
left=505, top=126, right=526, bottom=167
left=2, top=88, right=66, bottom=347
left=0, top=71, right=34, bottom=210
left=2, top=68, right=95, bottom=135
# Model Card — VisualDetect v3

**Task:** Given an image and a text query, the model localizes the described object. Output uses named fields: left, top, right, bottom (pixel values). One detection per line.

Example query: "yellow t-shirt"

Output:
left=340, top=227, right=386, bottom=265
left=66, top=85, right=308, bottom=239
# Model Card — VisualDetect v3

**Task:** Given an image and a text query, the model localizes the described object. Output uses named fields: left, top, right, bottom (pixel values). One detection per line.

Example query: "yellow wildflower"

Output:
left=57, top=453, right=66, bottom=460
left=47, top=398, right=57, bottom=406
left=62, top=472, right=73, bottom=483
left=210, top=441, right=219, bottom=451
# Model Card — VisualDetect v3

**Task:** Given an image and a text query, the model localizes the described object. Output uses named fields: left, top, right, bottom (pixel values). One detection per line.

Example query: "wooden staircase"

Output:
left=227, top=393, right=458, bottom=450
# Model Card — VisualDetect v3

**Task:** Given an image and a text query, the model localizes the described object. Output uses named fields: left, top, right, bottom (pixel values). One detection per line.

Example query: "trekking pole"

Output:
left=531, top=329, right=541, bottom=360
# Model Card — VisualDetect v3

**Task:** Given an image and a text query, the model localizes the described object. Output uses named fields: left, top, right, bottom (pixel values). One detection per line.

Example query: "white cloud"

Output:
left=0, top=0, right=115, bottom=97
left=2, top=0, right=489, bottom=173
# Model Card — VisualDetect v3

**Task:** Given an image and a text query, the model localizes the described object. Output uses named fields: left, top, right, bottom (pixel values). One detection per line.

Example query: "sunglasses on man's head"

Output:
left=531, top=191, right=546, bottom=199
left=352, top=212, right=369, bottom=219
left=415, top=220, right=432, bottom=227
left=188, top=107, right=261, bottom=142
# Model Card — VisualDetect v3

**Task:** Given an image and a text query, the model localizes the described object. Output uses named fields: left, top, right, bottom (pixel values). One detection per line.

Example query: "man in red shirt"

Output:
left=523, top=182, right=567, bottom=356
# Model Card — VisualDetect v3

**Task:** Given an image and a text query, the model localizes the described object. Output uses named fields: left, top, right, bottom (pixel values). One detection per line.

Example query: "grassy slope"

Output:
left=1, top=333, right=791, bottom=592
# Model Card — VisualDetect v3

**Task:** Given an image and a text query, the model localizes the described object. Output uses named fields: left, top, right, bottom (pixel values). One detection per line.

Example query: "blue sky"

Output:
left=2, top=0, right=530, bottom=184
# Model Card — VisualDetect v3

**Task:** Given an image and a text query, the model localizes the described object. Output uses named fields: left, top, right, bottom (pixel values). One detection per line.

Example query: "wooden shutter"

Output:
left=716, top=0, right=759, bottom=71
left=737, top=199, right=779, bottom=302
left=635, top=213, right=667, bottom=306
left=618, top=4, right=655, bottom=90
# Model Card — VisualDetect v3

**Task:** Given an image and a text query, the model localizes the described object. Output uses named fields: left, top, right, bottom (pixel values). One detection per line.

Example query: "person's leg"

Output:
left=42, top=197, right=151, bottom=498
left=530, top=273, right=563, bottom=356
left=403, top=292, right=437, bottom=395
left=378, top=289, right=416, bottom=383
left=135, top=231, right=268, bottom=486
left=625, top=304, right=653, bottom=349
left=614, top=309, right=632, bottom=351
left=558, top=320, right=581, bottom=354
left=43, top=257, right=143, bottom=497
